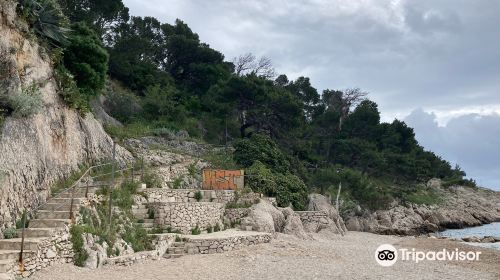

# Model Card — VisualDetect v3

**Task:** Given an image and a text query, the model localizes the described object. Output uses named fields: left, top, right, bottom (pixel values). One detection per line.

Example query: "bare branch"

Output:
left=233, top=53, right=256, bottom=76
left=232, top=53, right=276, bottom=79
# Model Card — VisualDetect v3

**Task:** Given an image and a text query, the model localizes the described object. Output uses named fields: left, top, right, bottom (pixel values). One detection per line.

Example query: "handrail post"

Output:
left=85, top=178, right=90, bottom=198
left=69, top=182, right=76, bottom=223
left=18, top=210, right=26, bottom=270
left=141, top=157, right=144, bottom=182
left=108, top=142, right=116, bottom=238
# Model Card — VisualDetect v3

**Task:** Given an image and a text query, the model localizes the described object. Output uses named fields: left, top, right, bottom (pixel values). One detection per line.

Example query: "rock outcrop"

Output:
left=241, top=200, right=285, bottom=233
left=280, top=207, right=310, bottom=239
left=307, top=194, right=347, bottom=234
left=344, top=184, right=500, bottom=235
left=0, top=1, right=132, bottom=235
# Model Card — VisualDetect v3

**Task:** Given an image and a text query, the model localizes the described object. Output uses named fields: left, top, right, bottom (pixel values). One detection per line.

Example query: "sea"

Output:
left=437, top=222, right=500, bottom=250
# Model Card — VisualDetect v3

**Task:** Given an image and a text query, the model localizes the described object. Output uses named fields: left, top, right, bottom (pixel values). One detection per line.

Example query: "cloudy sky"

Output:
left=123, top=0, right=500, bottom=190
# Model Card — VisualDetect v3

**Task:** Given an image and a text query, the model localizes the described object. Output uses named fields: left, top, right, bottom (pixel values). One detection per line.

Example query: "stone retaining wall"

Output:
left=9, top=227, right=73, bottom=278
left=224, top=208, right=250, bottom=224
left=151, top=202, right=224, bottom=234
left=295, top=211, right=330, bottom=232
left=143, top=189, right=234, bottom=204
left=106, top=234, right=176, bottom=266
left=185, top=233, right=272, bottom=254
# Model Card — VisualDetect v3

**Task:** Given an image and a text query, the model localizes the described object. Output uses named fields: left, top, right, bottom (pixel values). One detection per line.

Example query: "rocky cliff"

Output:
left=0, top=1, right=131, bottom=234
left=344, top=183, right=500, bottom=235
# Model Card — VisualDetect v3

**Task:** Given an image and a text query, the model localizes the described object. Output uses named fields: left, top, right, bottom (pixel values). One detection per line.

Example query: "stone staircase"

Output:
left=133, top=205, right=155, bottom=231
left=164, top=241, right=186, bottom=259
left=0, top=185, right=102, bottom=279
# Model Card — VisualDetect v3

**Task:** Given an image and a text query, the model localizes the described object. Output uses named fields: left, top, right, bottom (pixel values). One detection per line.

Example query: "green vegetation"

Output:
left=194, top=190, right=202, bottom=202
left=175, top=235, right=182, bottom=242
left=191, top=225, right=201, bottom=235
left=213, top=224, right=221, bottom=232
left=69, top=225, right=88, bottom=267
left=16, top=0, right=474, bottom=211
left=8, top=82, right=43, bottom=117
left=3, top=227, right=18, bottom=239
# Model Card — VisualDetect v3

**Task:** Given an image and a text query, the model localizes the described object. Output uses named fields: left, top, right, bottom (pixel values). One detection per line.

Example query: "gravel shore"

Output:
left=29, top=232, right=500, bottom=280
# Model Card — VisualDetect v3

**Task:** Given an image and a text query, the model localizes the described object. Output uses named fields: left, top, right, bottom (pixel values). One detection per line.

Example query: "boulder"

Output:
left=240, top=200, right=285, bottom=233
left=307, top=194, right=347, bottom=234
left=83, top=234, right=108, bottom=269
left=280, top=207, right=310, bottom=239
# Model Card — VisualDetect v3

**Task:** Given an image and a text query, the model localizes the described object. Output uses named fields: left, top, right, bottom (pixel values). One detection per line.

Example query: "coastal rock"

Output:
left=240, top=200, right=285, bottom=233
left=306, top=194, right=347, bottom=234
left=344, top=182, right=500, bottom=235
left=280, top=207, right=310, bottom=239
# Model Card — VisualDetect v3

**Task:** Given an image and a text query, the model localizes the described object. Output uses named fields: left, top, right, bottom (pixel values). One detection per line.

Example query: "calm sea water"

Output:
left=437, top=222, right=500, bottom=250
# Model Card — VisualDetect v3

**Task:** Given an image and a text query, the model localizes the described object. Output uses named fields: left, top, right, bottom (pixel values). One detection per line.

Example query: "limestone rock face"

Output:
left=344, top=183, right=500, bottom=235
left=83, top=234, right=108, bottom=269
left=307, top=194, right=347, bottom=234
left=241, top=200, right=285, bottom=233
left=0, top=1, right=132, bottom=234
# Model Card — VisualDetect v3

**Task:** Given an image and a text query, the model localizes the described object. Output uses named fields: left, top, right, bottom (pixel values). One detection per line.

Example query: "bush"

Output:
left=54, top=65, right=89, bottom=112
left=207, top=226, right=213, bottom=233
left=63, top=22, right=108, bottom=97
left=194, top=191, right=202, bottom=202
left=3, top=227, right=17, bottom=239
left=70, top=225, right=88, bottom=267
left=213, top=224, right=221, bottom=232
left=191, top=225, right=201, bottom=235
left=122, top=224, right=152, bottom=252
left=9, top=83, right=43, bottom=117
left=175, top=235, right=182, bottom=242
left=234, top=134, right=290, bottom=173
left=112, top=181, right=139, bottom=210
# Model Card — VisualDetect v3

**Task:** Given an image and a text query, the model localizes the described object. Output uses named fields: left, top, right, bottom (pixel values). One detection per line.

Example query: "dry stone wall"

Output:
left=224, top=208, right=250, bottom=224
left=8, top=227, right=73, bottom=278
left=295, top=211, right=331, bottom=232
left=143, top=189, right=234, bottom=204
left=151, top=202, right=224, bottom=234
left=185, top=233, right=272, bottom=254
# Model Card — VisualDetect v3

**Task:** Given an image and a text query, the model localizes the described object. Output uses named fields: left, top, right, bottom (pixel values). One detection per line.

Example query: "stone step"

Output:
left=36, top=210, right=72, bottom=220
left=29, top=219, right=71, bottom=229
left=167, top=247, right=185, bottom=254
left=171, top=242, right=185, bottom=248
left=0, top=260, right=12, bottom=274
left=39, top=203, right=78, bottom=211
left=164, top=254, right=184, bottom=259
left=0, top=238, right=44, bottom=251
left=47, top=198, right=83, bottom=205
left=0, top=250, right=33, bottom=261
left=16, top=228, right=54, bottom=238
left=136, top=222, right=153, bottom=228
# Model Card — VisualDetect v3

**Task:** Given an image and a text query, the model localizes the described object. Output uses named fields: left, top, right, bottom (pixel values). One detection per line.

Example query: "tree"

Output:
left=232, top=53, right=276, bottom=79
left=63, top=22, right=108, bottom=97
left=58, top=0, right=129, bottom=37
left=234, top=134, right=290, bottom=173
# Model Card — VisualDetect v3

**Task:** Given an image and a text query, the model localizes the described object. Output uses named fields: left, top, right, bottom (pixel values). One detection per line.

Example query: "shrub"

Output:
left=234, top=134, right=290, bottom=173
left=3, top=227, right=17, bottom=239
left=213, top=224, right=221, bottom=232
left=16, top=0, right=70, bottom=46
left=191, top=225, right=201, bottom=235
left=63, top=22, right=108, bottom=97
left=122, top=224, right=152, bottom=252
left=194, top=191, right=202, bottom=202
left=207, top=226, right=213, bottom=233
left=147, top=208, right=155, bottom=219
left=9, top=83, right=43, bottom=117
left=70, top=225, right=88, bottom=267
left=175, top=235, right=182, bottom=242
left=54, top=65, right=89, bottom=112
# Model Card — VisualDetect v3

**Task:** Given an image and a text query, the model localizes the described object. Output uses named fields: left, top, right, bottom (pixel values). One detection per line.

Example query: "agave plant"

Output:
left=17, top=0, right=70, bottom=45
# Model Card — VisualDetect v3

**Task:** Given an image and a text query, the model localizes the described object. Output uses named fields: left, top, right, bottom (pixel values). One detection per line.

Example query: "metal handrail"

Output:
left=18, top=162, right=112, bottom=267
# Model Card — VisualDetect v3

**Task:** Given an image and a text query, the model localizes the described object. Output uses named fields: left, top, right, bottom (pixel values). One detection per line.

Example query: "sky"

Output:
left=122, top=0, right=500, bottom=190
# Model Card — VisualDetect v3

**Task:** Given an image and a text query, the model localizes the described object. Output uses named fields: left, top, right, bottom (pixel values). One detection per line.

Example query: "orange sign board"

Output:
left=202, top=169, right=244, bottom=190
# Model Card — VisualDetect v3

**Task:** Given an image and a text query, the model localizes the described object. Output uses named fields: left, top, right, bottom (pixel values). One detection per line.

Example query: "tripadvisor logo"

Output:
left=375, top=244, right=482, bottom=267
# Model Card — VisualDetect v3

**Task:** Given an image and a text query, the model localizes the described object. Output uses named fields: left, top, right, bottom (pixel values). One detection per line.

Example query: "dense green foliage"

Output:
left=69, top=225, right=88, bottom=267
left=17, top=0, right=475, bottom=210
left=63, top=22, right=108, bottom=97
